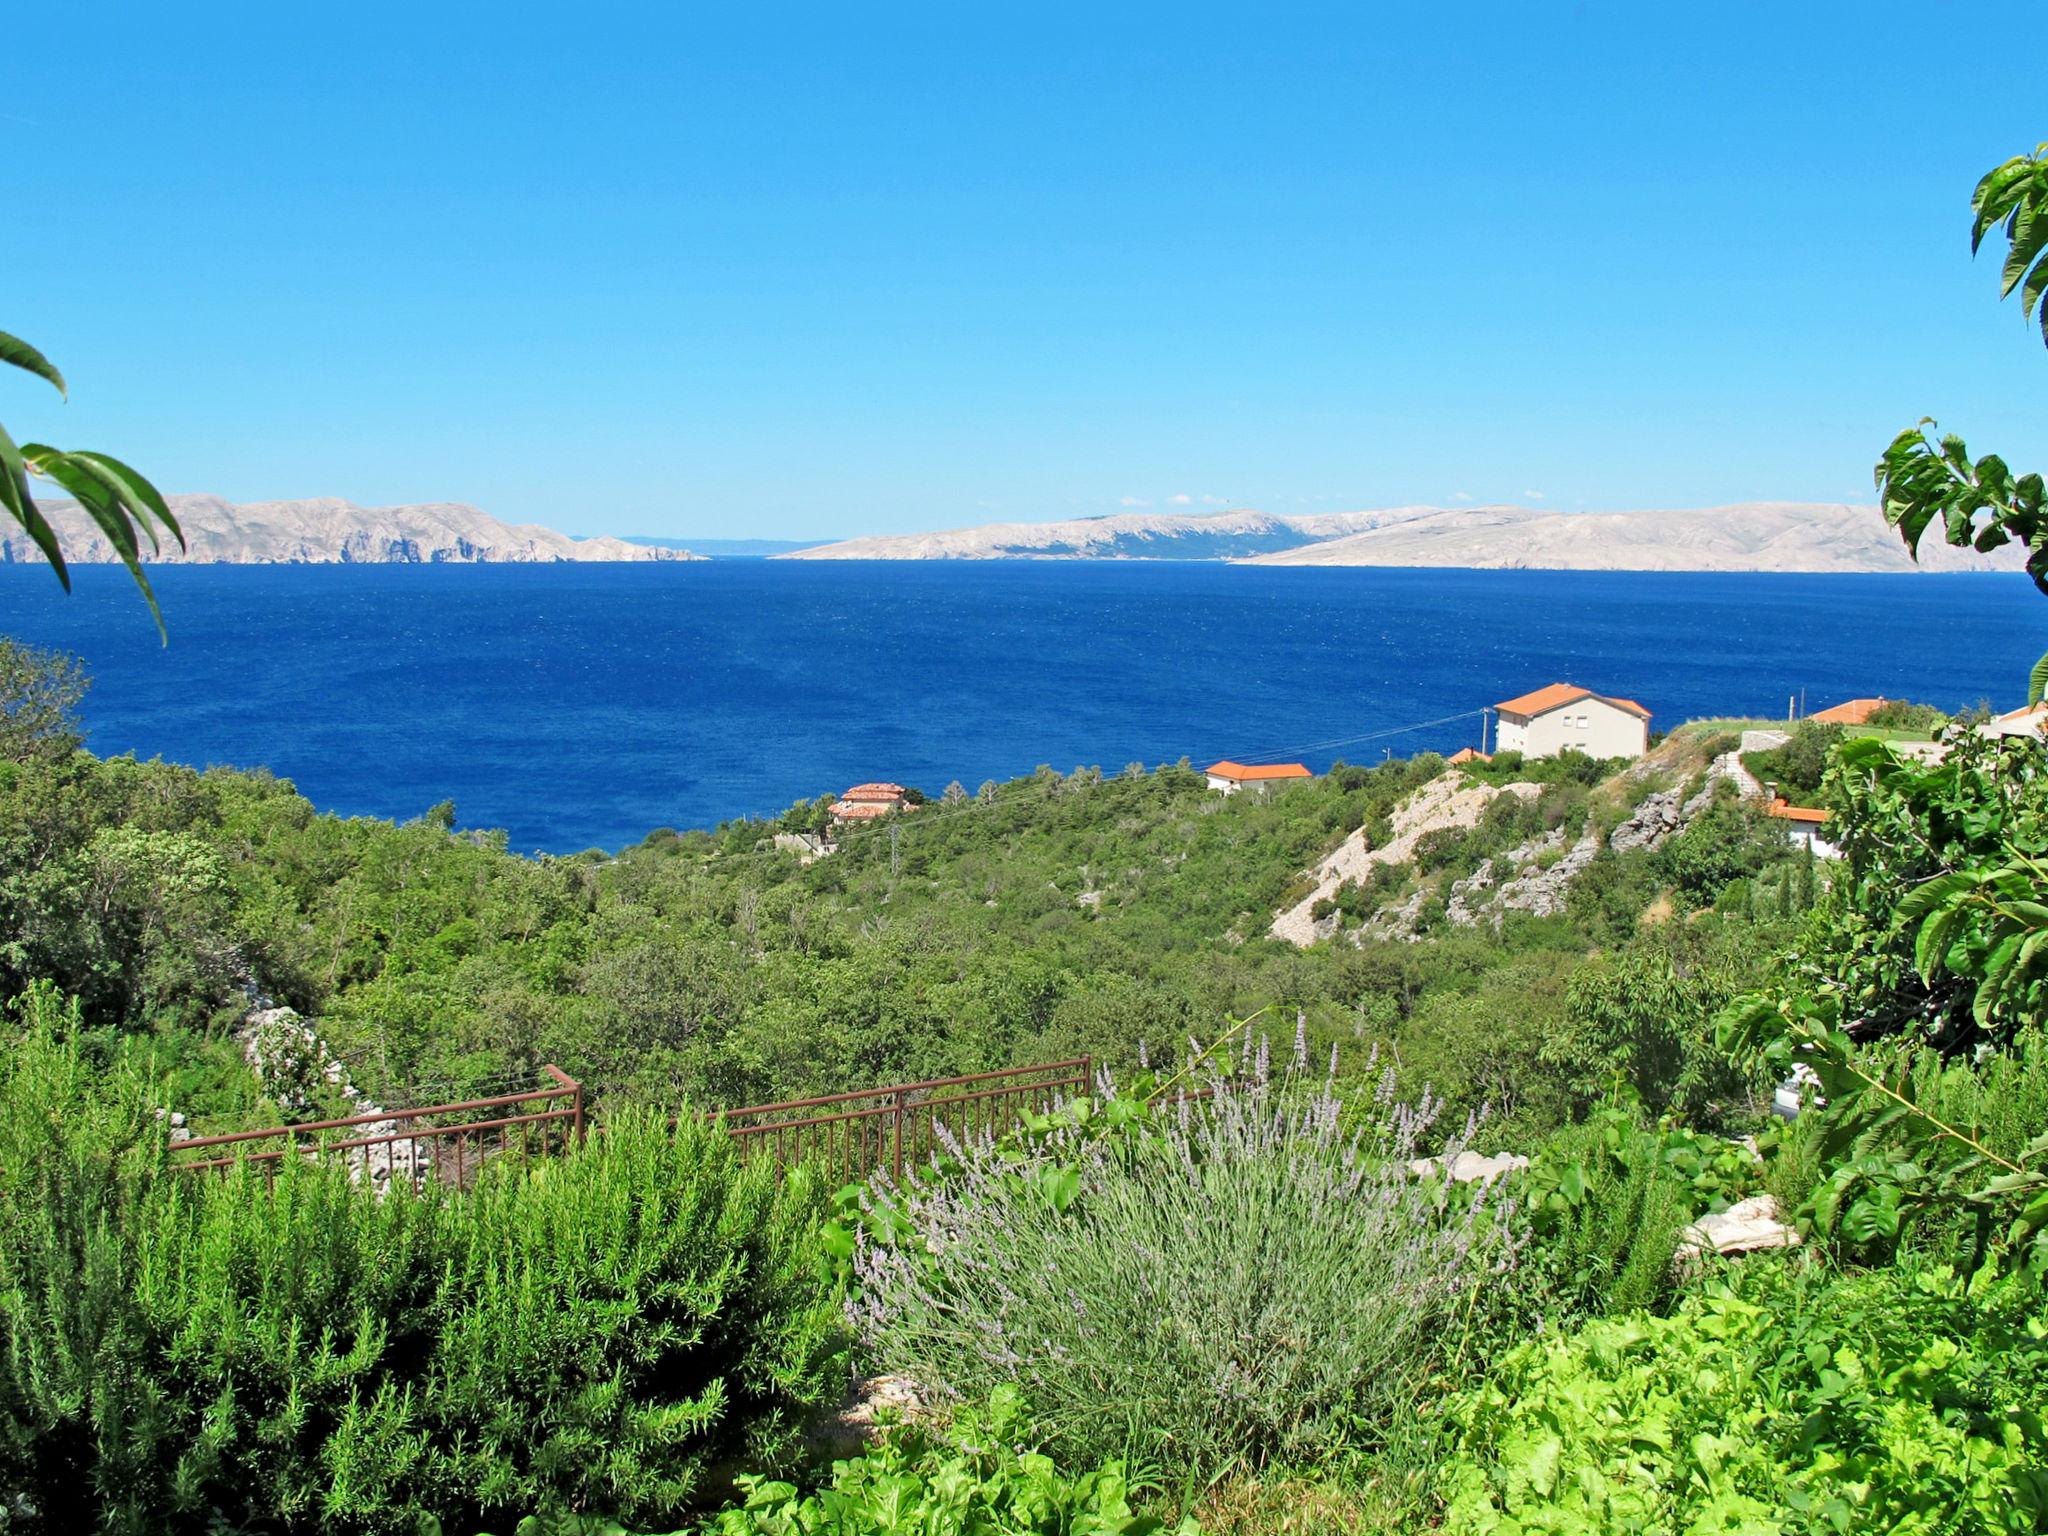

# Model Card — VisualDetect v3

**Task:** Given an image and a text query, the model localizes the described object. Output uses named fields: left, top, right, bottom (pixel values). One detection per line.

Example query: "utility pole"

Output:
left=890, top=820, right=901, bottom=877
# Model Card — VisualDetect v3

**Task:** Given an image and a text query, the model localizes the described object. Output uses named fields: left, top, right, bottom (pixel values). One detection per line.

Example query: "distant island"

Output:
left=622, top=535, right=830, bottom=558
left=1, top=495, right=701, bottom=565
left=781, top=501, right=2028, bottom=574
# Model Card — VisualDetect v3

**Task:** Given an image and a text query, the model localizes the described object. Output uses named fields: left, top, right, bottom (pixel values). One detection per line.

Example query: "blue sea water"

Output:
left=0, top=562, right=2039, bottom=854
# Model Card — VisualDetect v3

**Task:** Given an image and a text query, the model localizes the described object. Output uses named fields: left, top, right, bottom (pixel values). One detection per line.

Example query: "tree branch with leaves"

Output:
left=1875, top=145, right=2048, bottom=698
left=1, top=329, right=182, bottom=638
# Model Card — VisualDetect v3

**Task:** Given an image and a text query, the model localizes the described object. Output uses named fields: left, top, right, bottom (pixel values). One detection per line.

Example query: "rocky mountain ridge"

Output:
left=785, top=501, right=2026, bottom=574
left=2, top=495, right=698, bottom=565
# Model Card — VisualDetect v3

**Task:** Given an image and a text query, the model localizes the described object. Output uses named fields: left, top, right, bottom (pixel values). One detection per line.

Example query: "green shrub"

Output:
left=1868, top=700, right=1946, bottom=732
left=1441, top=1260, right=2048, bottom=1535
left=1509, top=1103, right=1756, bottom=1324
left=851, top=1048, right=1512, bottom=1478
left=705, top=1387, right=1191, bottom=1536
left=1542, top=920, right=1764, bottom=1121
left=1742, top=720, right=1844, bottom=802
left=0, top=1014, right=844, bottom=1536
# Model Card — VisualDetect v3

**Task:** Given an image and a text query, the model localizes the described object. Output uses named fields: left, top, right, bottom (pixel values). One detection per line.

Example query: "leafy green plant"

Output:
left=707, top=1388, right=1192, bottom=1536
left=1874, top=143, right=2048, bottom=699
left=1511, top=1100, right=1757, bottom=1321
left=1720, top=990, right=2048, bottom=1278
left=1795, top=731, right=2048, bottom=1047
left=1, top=327, right=182, bottom=635
left=1441, top=1260, right=2048, bottom=1535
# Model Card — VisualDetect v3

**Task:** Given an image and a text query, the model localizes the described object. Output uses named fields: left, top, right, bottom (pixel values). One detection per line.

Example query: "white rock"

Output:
left=1676, top=1194, right=1801, bottom=1261
left=1407, top=1149, right=1530, bottom=1183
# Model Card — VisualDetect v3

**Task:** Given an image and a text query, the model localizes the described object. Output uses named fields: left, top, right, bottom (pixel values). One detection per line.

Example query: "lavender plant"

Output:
left=850, top=1027, right=1520, bottom=1477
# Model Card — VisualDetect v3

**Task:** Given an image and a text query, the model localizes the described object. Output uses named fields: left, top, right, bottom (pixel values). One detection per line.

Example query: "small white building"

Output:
left=1204, top=760, right=1313, bottom=795
left=1980, top=702, right=2048, bottom=740
left=1764, top=795, right=1841, bottom=860
left=1493, top=683, right=1650, bottom=761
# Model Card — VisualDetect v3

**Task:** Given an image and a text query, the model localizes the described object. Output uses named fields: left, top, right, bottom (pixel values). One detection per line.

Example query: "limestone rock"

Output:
left=1609, top=787, right=1684, bottom=852
left=1675, top=1195, right=1801, bottom=1261
left=806, top=1375, right=924, bottom=1460
left=1407, top=1149, right=1530, bottom=1183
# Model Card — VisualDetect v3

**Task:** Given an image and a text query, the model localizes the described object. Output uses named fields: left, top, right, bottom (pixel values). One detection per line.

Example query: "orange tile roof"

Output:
left=840, top=782, right=909, bottom=802
left=1493, top=683, right=1651, bottom=720
left=1810, top=697, right=1888, bottom=725
left=1205, top=760, right=1313, bottom=782
left=1447, top=747, right=1492, bottom=765
left=1765, top=797, right=1832, bottom=824
left=829, top=800, right=894, bottom=820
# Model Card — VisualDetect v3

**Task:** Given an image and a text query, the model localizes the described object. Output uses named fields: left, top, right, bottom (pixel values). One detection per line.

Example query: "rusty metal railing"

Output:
left=171, top=1066, right=584, bottom=1188
left=717, top=1057, right=1092, bottom=1182
left=171, top=1057, right=1093, bottom=1189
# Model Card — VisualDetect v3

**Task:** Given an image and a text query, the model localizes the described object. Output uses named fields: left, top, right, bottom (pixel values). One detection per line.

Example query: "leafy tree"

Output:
left=1874, top=144, right=2048, bottom=699
left=0, top=639, right=87, bottom=761
left=2, top=329, right=182, bottom=635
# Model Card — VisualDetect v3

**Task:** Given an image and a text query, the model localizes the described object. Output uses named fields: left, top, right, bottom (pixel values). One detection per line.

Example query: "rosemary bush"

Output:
left=851, top=1034, right=1518, bottom=1477
left=0, top=1003, right=843, bottom=1536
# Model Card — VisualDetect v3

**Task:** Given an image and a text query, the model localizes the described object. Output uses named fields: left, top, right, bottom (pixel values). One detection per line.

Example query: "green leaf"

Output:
left=1894, top=870, right=1981, bottom=925
left=2030, top=651, right=2048, bottom=708
left=0, top=419, right=68, bottom=590
left=0, top=330, right=66, bottom=398
left=1914, top=906, right=1964, bottom=983
left=23, top=447, right=166, bottom=641
left=67, top=450, right=182, bottom=551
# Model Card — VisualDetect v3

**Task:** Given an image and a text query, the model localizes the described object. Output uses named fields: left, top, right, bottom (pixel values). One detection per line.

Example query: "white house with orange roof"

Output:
left=1204, top=760, right=1313, bottom=795
left=1493, top=683, right=1651, bottom=761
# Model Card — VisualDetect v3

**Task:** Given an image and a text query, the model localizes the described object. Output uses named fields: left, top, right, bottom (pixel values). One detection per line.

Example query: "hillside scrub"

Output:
left=0, top=645, right=1807, bottom=1154
left=0, top=998, right=843, bottom=1536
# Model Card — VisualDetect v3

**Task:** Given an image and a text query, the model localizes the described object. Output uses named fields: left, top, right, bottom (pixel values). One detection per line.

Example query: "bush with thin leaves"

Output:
left=849, top=1034, right=1519, bottom=1479
left=0, top=996, right=845, bottom=1536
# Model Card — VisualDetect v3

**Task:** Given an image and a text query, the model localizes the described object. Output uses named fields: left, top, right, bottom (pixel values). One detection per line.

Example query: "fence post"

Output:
left=1080, top=1055, right=1092, bottom=1101
left=543, top=1066, right=585, bottom=1146
left=892, top=1088, right=906, bottom=1181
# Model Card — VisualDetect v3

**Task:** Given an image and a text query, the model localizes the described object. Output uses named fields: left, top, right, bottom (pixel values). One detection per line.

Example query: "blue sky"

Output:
left=7, top=2, right=2045, bottom=541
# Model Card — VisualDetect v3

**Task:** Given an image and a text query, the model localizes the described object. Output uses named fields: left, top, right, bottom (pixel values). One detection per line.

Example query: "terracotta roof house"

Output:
left=829, top=782, right=918, bottom=822
left=1810, top=697, right=1890, bottom=726
left=1492, top=684, right=1651, bottom=761
left=1764, top=794, right=1840, bottom=858
left=1204, top=760, right=1313, bottom=795
left=1447, top=747, right=1492, bottom=766
left=828, top=801, right=896, bottom=822
left=1764, top=796, right=1831, bottom=825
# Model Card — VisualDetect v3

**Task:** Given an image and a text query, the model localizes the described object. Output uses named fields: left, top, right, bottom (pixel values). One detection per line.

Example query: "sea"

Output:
left=0, top=562, right=2038, bottom=854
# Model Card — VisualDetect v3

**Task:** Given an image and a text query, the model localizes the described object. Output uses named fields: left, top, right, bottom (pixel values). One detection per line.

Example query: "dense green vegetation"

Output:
left=0, top=997, right=842, bottom=1536
left=0, top=644, right=1804, bottom=1145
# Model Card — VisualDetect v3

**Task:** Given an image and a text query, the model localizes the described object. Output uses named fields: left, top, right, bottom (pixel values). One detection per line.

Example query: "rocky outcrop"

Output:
left=1489, top=828, right=1604, bottom=921
left=1271, top=773, right=1540, bottom=946
left=1609, top=787, right=1684, bottom=852
left=4, top=495, right=701, bottom=565
left=235, top=998, right=428, bottom=1193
